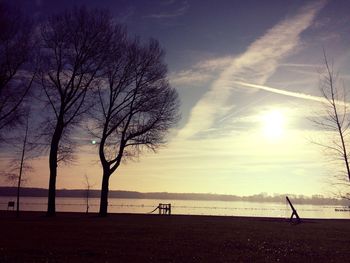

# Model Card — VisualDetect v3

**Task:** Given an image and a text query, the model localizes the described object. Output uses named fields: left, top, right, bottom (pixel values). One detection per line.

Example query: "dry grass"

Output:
left=0, top=211, right=349, bottom=262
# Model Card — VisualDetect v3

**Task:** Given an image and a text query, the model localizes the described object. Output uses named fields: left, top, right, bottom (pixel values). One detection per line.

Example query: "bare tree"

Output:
left=2, top=111, right=35, bottom=217
left=90, top=37, right=180, bottom=216
left=83, top=173, right=94, bottom=214
left=39, top=7, right=114, bottom=216
left=312, top=52, right=350, bottom=198
left=0, top=2, right=37, bottom=140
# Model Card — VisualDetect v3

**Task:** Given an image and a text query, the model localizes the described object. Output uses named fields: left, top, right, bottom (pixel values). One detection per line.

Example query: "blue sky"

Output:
left=2, top=0, right=350, bottom=196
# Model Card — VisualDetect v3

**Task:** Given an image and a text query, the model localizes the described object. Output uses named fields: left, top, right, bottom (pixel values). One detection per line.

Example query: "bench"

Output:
left=7, top=201, right=15, bottom=210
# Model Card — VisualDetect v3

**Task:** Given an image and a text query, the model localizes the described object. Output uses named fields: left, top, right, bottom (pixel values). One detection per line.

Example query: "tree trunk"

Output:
left=99, top=170, right=110, bottom=217
left=16, top=139, right=26, bottom=217
left=86, top=188, right=89, bottom=214
left=47, top=120, right=63, bottom=217
left=17, top=115, right=29, bottom=217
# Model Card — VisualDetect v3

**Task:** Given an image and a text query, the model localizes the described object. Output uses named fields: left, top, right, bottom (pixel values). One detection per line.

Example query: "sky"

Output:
left=2, top=0, right=350, bottom=196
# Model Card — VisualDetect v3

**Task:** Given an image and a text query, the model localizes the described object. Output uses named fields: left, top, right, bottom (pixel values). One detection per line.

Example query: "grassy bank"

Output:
left=0, top=211, right=349, bottom=262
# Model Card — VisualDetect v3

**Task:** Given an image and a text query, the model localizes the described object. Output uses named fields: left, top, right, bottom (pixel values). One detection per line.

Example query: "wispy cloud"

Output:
left=161, top=0, right=176, bottom=6
left=117, top=6, right=135, bottom=23
left=145, top=1, right=189, bottom=19
left=170, top=69, right=212, bottom=87
left=170, top=59, right=320, bottom=88
left=176, top=0, right=327, bottom=139
left=170, top=56, right=232, bottom=86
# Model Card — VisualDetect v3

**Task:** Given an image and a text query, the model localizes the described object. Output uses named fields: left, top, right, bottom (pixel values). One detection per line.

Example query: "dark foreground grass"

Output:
left=0, top=211, right=349, bottom=262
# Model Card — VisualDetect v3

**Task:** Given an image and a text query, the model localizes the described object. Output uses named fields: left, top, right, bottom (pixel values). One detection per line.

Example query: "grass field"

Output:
left=0, top=211, right=349, bottom=262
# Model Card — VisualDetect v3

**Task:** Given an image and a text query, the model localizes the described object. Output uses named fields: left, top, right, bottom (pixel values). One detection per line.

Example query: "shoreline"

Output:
left=1, top=187, right=349, bottom=206
left=1, top=210, right=350, bottom=221
left=2, top=195, right=349, bottom=220
left=1, top=209, right=350, bottom=221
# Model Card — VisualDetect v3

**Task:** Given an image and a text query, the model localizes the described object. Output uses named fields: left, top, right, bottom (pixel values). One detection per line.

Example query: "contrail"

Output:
left=234, top=81, right=350, bottom=106
left=234, top=81, right=325, bottom=103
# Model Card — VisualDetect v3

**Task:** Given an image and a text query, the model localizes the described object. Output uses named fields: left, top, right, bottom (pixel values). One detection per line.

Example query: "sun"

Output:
left=261, top=109, right=286, bottom=140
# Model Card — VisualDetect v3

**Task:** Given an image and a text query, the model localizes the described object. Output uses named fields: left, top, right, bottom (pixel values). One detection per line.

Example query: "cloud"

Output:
left=117, top=6, right=135, bottom=23
left=170, top=69, right=212, bottom=87
left=145, top=1, right=189, bottom=19
left=161, top=0, right=176, bottom=6
left=169, top=56, right=232, bottom=86
left=193, top=56, right=233, bottom=71
left=176, top=0, right=327, bottom=139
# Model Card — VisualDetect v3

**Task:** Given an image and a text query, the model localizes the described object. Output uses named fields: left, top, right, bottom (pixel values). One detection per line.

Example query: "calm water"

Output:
left=1, top=196, right=349, bottom=219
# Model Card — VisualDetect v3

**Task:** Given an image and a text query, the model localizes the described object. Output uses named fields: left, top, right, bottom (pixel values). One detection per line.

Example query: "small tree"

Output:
left=0, top=2, right=37, bottom=141
left=83, top=173, right=94, bottom=214
left=2, top=111, right=35, bottom=217
left=39, top=7, right=114, bottom=216
left=91, top=37, right=180, bottom=216
left=312, top=52, right=350, bottom=199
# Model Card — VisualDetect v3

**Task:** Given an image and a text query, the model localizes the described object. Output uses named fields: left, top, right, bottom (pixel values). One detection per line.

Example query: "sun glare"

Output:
left=261, top=110, right=286, bottom=140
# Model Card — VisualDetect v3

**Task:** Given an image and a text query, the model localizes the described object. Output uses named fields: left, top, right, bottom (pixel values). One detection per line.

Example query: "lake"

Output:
left=1, top=196, right=349, bottom=219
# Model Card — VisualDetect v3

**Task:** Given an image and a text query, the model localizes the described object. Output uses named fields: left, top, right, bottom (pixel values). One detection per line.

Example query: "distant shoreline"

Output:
left=0, top=186, right=349, bottom=205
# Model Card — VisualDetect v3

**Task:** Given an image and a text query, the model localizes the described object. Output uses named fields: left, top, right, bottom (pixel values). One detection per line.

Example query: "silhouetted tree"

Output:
left=39, top=7, right=113, bottom=216
left=83, top=173, right=94, bottom=214
left=312, top=52, right=350, bottom=199
left=2, top=111, right=35, bottom=217
left=0, top=2, right=37, bottom=141
left=90, top=37, right=180, bottom=216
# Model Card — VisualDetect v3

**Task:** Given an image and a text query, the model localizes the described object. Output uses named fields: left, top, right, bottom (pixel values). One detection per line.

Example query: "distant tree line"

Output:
left=0, top=187, right=348, bottom=206
left=0, top=3, right=180, bottom=216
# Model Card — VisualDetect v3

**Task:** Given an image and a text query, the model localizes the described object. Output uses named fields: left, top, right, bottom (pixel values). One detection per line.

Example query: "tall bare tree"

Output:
left=2, top=110, right=36, bottom=217
left=0, top=2, right=36, bottom=140
left=83, top=173, right=94, bottom=214
left=39, top=7, right=113, bottom=216
left=15, top=112, right=29, bottom=217
left=90, top=37, right=180, bottom=216
left=312, top=52, right=350, bottom=198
